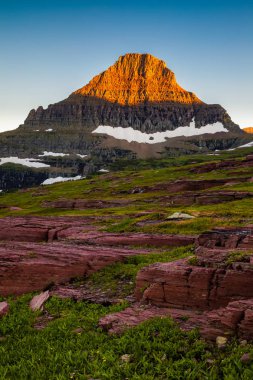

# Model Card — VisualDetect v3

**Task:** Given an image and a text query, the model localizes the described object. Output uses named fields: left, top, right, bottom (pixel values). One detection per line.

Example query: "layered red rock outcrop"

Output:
left=190, top=154, right=253, bottom=174
left=0, top=240, right=147, bottom=296
left=160, top=191, right=253, bottom=206
left=0, top=216, right=194, bottom=296
left=99, top=299, right=253, bottom=341
left=100, top=226, right=253, bottom=341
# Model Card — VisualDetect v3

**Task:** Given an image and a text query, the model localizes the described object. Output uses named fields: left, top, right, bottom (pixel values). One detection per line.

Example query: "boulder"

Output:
left=167, top=212, right=195, bottom=220
left=30, top=291, right=50, bottom=311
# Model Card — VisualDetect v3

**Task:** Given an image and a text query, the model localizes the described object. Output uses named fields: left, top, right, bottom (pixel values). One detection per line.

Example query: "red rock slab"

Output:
left=50, top=284, right=128, bottom=305
left=164, top=179, right=225, bottom=192
left=190, top=156, right=253, bottom=174
left=99, top=298, right=253, bottom=341
left=0, top=216, right=96, bottom=242
left=99, top=304, right=227, bottom=339
left=0, top=241, right=147, bottom=296
left=159, top=191, right=253, bottom=206
left=195, top=246, right=253, bottom=267
left=199, top=299, right=253, bottom=340
left=195, top=191, right=253, bottom=205
left=135, top=260, right=215, bottom=309
left=197, top=227, right=253, bottom=250
left=135, top=259, right=253, bottom=310
left=43, top=199, right=130, bottom=209
left=57, top=229, right=196, bottom=248
left=99, top=304, right=199, bottom=334
left=0, top=217, right=195, bottom=249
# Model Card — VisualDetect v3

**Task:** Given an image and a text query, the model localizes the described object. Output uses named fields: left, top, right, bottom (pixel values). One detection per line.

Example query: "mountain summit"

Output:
left=74, top=53, right=202, bottom=105
left=0, top=52, right=249, bottom=190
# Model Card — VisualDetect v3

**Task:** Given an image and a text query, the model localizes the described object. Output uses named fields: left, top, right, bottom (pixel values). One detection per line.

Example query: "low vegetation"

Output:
left=2, top=147, right=253, bottom=378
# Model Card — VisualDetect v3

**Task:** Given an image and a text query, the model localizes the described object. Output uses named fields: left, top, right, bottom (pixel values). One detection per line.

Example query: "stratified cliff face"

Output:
left=22, top=53, right=241, bottom=136
left=0, top=53, right=250, bottom=190
left=24, top=95, right=235, bottom=133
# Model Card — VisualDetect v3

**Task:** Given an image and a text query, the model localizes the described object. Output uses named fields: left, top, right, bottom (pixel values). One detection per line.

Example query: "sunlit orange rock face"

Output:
left=243, top=127, right=253, bottom=134
left=74, top=53, right=202, bottom=105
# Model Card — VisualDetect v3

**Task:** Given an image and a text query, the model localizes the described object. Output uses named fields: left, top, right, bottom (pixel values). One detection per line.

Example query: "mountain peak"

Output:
left=73, top=53, right=202, bottom=105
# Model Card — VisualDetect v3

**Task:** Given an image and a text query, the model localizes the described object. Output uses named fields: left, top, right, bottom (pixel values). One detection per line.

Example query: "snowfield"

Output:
left=92, top=120, right=228, bottom=144
left=39, top=151, right=69, bottom=157
left=41, top=175, right=83, bottom=185
left=0, top=157, right=50, bottom=168
left=228, top=141, right=253, bottom=151
left=98, top=169, right=109, bottom=173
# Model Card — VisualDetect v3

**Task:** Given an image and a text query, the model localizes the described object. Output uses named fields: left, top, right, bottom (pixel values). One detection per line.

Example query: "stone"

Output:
left=0, top=301, right=9, bottom=317
left=30, top=291, right=50, bottom=311
left=33, top=313, right=55, bottom=330
left=216, top=336, right=228, bottom=349
left=120, top=354, right=132, bottom=363
left=72, top=327, right=84, bottom=334
left=240, top=353, right=252, bottom=364
left=167, top=212, right=195, bottom=220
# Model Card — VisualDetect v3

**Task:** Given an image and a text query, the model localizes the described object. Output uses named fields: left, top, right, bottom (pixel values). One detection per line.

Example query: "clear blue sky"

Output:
left=0, top=0, right=252, bottom=131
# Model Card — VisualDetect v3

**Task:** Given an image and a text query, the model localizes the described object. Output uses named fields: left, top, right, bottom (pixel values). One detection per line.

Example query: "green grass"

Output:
left=225, top=250, right=252, bottom=266
left=2, top=148, right=253, bottom=378
left=1, top=295, right=253, bottom=379
left=0, top=147, right=253, bottom=236
left=84, top=246, right=193, bottom=297
left=1, top=246, right=253, bottom=379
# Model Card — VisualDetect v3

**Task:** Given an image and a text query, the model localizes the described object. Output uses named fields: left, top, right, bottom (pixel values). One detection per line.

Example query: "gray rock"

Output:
left=167, top=212, right=195, bottom=220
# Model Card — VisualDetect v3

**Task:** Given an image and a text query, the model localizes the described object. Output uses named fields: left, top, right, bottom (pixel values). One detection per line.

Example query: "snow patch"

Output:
left=228, top=141, right=253, bottom=151
left=240, top=141, right=253, bottom=148
left=0, top=157, right=50, bottom=168
left=77, top=154, right=88, bottom=158
left=41, top=175, right=83, bottom=185
left=39, top=151, right=69, bottom=157
left=92, top=119, right=228, bottom=144
left=98, top=169, right=109, bottom=173
left=45, top=129, right=53, bottom=132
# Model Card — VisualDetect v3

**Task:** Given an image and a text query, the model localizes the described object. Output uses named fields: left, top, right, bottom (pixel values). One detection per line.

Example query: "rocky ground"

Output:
left=2, top=147, right=253, bottom=378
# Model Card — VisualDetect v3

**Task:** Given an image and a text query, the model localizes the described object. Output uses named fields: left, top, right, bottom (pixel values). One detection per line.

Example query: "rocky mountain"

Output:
left=74, top=53, right=202, bottom=105
left=0, top=53, right=250, bottom=190
left=244, top=127, right=253, bottom=134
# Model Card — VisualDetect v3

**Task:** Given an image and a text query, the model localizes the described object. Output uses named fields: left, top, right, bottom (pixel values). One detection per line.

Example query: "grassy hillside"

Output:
left=1, top=146, right=253, bottom=235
